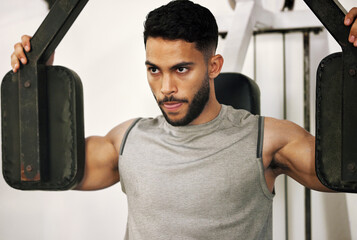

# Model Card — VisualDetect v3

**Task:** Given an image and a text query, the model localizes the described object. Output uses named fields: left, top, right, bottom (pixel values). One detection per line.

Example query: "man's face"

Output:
left=145, top=37, right=211, bottom=126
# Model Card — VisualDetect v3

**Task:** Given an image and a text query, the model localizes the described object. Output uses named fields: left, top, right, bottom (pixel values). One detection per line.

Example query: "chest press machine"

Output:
left=1, top=0, right=357, bottom=195
left=2, top=0, right=88, bottom=190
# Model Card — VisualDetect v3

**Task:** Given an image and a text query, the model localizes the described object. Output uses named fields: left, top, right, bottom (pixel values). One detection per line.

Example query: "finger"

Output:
left=11, top=53, right=20, bottom=73
left=352, top=21, right=357, bottom=47
left=345, top=7, right=357, bottom=26
left=21, top=35, right=32, bottom=52
left=345, top=8, right=357, bottom=45
left=13, top=42, right=27, bottom=65
left=350, top=20, right=357, bottom=46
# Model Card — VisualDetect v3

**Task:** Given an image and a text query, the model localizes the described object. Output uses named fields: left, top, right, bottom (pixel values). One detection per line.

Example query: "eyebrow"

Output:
left=145, top=60, right=157, bottom=67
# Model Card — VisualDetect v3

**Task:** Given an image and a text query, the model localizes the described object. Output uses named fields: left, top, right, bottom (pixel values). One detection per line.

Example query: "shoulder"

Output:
left=223, top=105, right=259, bottom=127
left=105, top=118, right=141, bottom=154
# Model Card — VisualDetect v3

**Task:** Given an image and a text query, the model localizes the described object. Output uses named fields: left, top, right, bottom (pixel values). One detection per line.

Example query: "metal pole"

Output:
left=303, top=30, right=311, bottom=240
left=282, top=32, right=289, bottom=240
left=254, top=34, right=257, bottom=82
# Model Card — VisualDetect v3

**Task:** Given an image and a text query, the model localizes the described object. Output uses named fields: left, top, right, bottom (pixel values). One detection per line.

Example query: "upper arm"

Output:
left=75, top=119, right=136, bottom=190
left=263, top=117, right=332, bottom=192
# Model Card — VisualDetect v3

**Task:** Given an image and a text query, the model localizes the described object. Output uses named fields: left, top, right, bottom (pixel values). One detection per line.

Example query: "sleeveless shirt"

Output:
left=119, top=105, right=274, bottom=240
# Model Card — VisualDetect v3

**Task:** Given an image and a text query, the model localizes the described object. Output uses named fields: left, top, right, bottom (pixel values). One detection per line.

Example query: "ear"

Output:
left=208, top=54, right=224, bottom=79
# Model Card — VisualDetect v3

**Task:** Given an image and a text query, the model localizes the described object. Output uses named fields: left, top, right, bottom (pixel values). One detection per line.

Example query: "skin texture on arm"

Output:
left=262, top=117, right=333, bottom=192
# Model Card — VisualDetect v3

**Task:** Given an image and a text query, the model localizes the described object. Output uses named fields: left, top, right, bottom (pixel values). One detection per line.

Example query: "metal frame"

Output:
left=218, top=0, right=324, bottom=72
left=252, top=27, right=321, bottom=240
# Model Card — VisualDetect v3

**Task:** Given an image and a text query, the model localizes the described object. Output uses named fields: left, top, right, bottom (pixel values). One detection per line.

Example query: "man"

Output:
left=10, top=0, right=357, bottom=239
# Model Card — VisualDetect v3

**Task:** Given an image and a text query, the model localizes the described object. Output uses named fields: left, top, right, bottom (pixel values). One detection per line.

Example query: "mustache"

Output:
left=157, top=96, right=189, bottom=105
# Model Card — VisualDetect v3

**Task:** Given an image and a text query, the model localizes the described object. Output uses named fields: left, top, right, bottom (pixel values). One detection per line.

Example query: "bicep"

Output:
left=275, top=133, right=317, bottom=188
left=75, top=119, right=136, bottom=191
left=75, top=136, right=120, bottom=190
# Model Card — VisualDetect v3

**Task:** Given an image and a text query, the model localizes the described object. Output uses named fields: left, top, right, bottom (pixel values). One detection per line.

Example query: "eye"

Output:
left=176, top=67, right=188, bottom=73
left=148, top=67, right=160, bottom=74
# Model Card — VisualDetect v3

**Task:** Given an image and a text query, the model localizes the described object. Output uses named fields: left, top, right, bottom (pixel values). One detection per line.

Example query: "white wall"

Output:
left=0, top=0, right=356, bottom=239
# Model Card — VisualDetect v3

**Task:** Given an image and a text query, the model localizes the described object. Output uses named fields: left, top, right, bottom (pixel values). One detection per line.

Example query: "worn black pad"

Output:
left=316, top=53, right=357, bottom=192
left=1, top=66, right=85, bottom=190
left=214, top=73, right=260, bottom=115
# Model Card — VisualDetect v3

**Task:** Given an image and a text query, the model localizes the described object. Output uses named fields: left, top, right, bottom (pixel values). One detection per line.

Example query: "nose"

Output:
left=160, top=74, right=177, bottom=96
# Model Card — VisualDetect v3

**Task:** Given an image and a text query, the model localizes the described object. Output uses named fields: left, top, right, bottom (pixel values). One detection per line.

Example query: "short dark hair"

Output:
left=143, top=0, right=218, bottom=58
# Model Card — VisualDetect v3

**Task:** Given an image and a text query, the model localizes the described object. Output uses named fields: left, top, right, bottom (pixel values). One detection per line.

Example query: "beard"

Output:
left=157, top=74, right=210, bottom=126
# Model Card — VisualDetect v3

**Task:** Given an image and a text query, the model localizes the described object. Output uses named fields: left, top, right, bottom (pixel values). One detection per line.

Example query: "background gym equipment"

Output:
left=214, top=73, right=260, bottom=115
left=1, top=0, right=88, bottom=190
left=305, top=0, right=357, bottom=193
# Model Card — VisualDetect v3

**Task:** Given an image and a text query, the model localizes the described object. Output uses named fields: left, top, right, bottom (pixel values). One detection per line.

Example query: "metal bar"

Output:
left=253, top=34, right=257, bottom=81
left=282, top=32, right=289, bottom=240
left=40, top=0, right=89, bottom=63
left=302, top=0, right=347, bottom=47
left=282, top=33, right=287, bottom=121
left=18, top=64, right=45, bottom=181
left=28, top=0, right=89, bottom=63
left=220, top=27, right=323, bottom=39
left=305, top=188, right=311, bottom=240
left=303, top=31, right=311, bottom=133
left=253, top=27, right=323, bottom=35
left=303, top=30, right=311, bottom=240
left=18, top=0, right=88, bottom=181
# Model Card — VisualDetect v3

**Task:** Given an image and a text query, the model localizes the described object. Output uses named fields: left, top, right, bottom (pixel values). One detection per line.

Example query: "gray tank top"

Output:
left=119, top=105, right=274, bottom=240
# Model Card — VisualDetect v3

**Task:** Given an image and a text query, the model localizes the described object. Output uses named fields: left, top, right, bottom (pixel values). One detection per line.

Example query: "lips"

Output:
left=158, top=96, right=188, bottom=112
left=162, top=102, right=183, bottom=112
left=163, top=102, right=183, bottom=111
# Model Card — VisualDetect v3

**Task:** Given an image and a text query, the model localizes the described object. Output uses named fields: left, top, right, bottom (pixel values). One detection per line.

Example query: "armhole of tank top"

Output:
left=119, top=118, right=142, bottom=156
left=257, top=116, right=264, bottom=159
left=257, top=116, right=275, bottom=197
